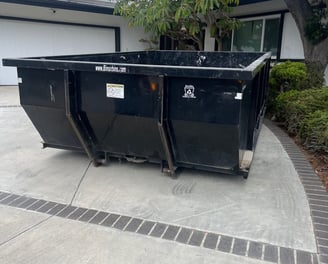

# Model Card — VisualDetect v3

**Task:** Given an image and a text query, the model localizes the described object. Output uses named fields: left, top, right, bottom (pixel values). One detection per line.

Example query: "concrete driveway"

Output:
left=0, top=86, right=327, bottom=264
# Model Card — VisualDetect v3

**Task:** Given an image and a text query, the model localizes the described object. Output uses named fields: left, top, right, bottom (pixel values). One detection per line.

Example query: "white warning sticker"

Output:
left=106, top=83, right=124, bottom=99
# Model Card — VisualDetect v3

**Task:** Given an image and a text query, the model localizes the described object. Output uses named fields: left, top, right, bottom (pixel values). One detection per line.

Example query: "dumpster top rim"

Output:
left=3, top=51, right=271, bottom=80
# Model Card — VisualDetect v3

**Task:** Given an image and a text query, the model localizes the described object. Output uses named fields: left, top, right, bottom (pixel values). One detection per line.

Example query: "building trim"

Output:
left=234, top=10, right=288, bottom=19
left=0, top=0, right=115, bottom=15
left=276, top=12, right=285, bottom=60
left=0, top=0, right=271, bottom=13
left=0, top=15, right=121, bottom=52
left=114, top=27, right=121, bottom=52
left=239, top=0, right=271, bottom=5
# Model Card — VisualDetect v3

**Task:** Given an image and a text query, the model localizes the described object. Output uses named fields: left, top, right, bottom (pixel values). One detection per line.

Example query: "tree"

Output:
left=284, top=0, right=328, bottom=76
left=114, top=0, right=239, bottom=51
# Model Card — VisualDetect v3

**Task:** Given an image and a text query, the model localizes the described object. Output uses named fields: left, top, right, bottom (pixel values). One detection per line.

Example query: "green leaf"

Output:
left=115, top=0, right=240, bottom=50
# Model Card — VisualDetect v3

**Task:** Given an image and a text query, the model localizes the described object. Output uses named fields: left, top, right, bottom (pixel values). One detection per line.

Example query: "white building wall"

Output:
left=0, top=19, right=117, bottom=85
left=204, top=27, right=216, bottom=52
left=0, top=2, right=150, bottom=52
left=0, top=2, right=152, bottom=85
left=280, top=13, right=328, bottom=83
left=280, top=13, right=305, bottom=59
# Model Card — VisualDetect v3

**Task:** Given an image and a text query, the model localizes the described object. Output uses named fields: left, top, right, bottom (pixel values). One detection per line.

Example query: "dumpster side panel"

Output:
left=79, top=72, right=166, bottom=161
left=238, top=59, right=270, bottom=170
left=167, top=77, right=241, bottom=172
left=244, top=61, right=270, bottom=151
left=252, top=61, right=270, bottom=146
left=17, top=68, right=82, bottom=149
left=239, top=82, right=252, bottom=151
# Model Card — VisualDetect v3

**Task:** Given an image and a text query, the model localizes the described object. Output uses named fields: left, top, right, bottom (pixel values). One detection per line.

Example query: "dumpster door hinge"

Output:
left=157, top=75, right=176, bottom=177
left=64, top=70, right=100, bottom=166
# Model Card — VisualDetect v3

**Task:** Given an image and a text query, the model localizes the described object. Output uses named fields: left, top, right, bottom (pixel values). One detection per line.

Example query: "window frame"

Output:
left=230, top=14, right=281, bottom=59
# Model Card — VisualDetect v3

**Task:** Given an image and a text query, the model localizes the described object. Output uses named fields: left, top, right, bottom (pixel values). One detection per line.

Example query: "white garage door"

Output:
left=0, top=19, right=116, bottom=85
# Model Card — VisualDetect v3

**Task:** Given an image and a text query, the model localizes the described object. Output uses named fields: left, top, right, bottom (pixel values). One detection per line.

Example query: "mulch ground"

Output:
left=300, top=147, right=328, bottom=191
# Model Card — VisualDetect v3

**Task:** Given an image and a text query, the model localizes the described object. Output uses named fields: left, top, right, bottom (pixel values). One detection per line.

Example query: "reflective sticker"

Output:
left=18, top=77, right=23, bottom=83
left=235, top=93, right=243, bottom=100
left=106, top=83, right=124, bottom=99
left=182, top=85, right=196, bottom=99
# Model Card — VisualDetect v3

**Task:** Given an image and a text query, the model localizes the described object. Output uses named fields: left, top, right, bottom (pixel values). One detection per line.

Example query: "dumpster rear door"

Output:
left=167, top=77, right=242, bottom=173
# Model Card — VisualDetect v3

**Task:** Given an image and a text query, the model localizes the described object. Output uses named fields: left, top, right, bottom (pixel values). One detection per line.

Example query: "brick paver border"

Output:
left=0, top=189, right=318, bottom=264
left=265, top=119, right=328, bottom=264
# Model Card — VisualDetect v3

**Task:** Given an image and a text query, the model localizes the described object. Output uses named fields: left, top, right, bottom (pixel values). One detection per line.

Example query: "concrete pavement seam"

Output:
left=70, top=161, right=92, bottom=205
left=0, top=214, right=53, bottom=248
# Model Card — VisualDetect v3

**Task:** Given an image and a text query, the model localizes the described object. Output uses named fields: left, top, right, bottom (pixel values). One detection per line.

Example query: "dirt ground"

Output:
left=297, top=142, right=328, bottom=191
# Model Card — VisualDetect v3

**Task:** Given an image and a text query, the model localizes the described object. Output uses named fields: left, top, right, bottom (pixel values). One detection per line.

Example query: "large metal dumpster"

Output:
left=3, top=51, right=271, bottom=177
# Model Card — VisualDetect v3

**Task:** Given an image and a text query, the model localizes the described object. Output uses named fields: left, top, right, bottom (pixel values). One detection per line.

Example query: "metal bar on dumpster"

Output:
left=157, top=75, right=175, bottom=176
left=63, top=70, right=99, bottom=166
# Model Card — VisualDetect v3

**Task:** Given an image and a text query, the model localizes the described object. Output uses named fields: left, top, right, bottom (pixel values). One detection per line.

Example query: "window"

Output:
left=233, top=19, right=263, bottom=52
left=222, top=15, right=281, bottom=57
left=263, top=18, right=280, bottom=56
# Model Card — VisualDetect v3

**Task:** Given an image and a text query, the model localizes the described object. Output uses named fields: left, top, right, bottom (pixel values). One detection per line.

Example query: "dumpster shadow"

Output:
left=102, top=156, right=244, bottom=183
left=48, top=151, right=245, bottom=185
left=104, top=157, right=165, bottom=172
left=177, top=167, right=244, bottom=182
left=50, top=150, right=88, bottom=160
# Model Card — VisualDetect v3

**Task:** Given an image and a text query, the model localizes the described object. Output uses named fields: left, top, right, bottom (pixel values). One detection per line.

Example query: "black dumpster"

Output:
left=3, top=51, right=271, bottom=177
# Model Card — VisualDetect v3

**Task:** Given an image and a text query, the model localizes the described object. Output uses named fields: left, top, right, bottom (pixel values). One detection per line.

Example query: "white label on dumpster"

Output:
left=106, top=83, right=124, bottom=99
left=235, top=93, right=243, bottom=100
left=96, top=65, right=127, bottom=73
left=18, top=77, right=23, bottom=83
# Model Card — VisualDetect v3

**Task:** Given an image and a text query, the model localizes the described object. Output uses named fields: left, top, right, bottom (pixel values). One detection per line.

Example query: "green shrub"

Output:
left=267, top=61, right=324, bottom=113
left=270, top=61, right=307, bottom=92
left=275, top=87, right=328, bottom=135
left=304, top=61, right=325, bottom=90
left=300, top=110, right=328, bottom=153
left=275, top=90, right=309, bottom=135
left=274, top=87, right=328, bottom=154
left=267, top=61, right=306, bottom=113
left=274, top=90, right=300, bottom=121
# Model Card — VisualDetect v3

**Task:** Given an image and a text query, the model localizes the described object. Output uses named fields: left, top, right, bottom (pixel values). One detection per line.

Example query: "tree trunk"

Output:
left=324, top=0, right=328, bottom=9
left=284, top=0, right=328, bottom=74
left=215, top=37, right=222, bottom=51
left=198, top=30, right=205, bottom=51
left=198, top=40, right=204, bottom=51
